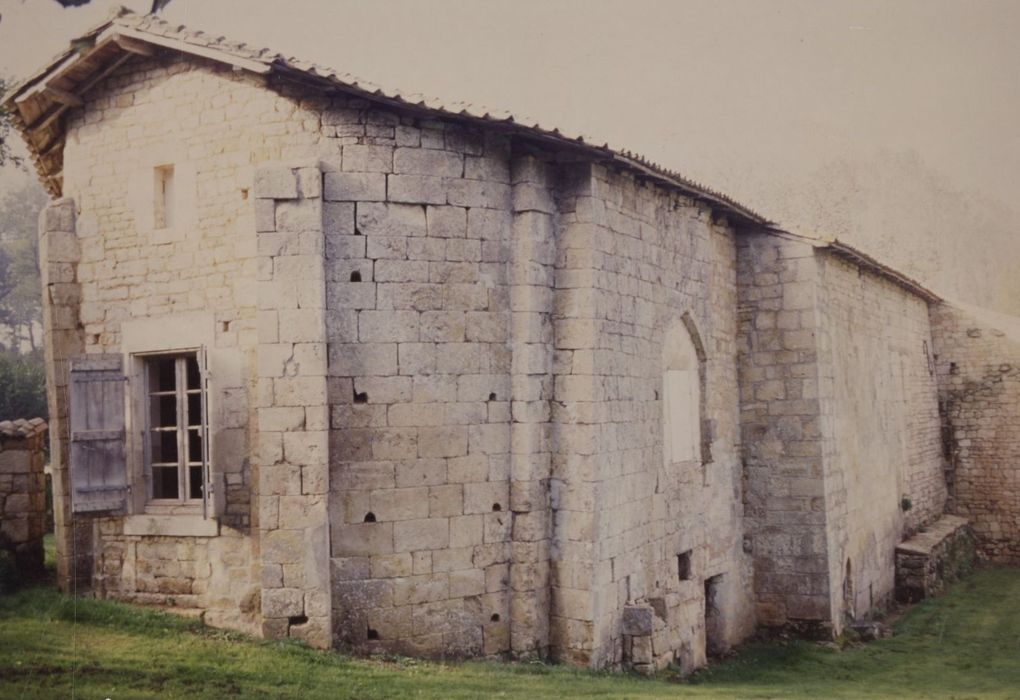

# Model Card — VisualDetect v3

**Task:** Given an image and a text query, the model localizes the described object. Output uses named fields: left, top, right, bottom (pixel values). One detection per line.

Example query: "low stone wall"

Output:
left=895, top=515, right=974, bottom=603
left=0, top=418, right=49, bottom=576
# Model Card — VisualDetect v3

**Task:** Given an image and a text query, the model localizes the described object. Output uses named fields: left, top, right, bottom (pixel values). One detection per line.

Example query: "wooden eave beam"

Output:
left=24, top=52, right=133, bottom=132
left=43, top=86, right=83, bottom=108
left=103, top=26, right=271, bottom=74
left=112, top=34, right=155, bottom=57
left=39, top=136, right=64, bottom=160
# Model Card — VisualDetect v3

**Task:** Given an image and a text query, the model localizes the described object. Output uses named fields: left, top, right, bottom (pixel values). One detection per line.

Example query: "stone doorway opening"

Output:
left=704, top=573, right=726, bottom=657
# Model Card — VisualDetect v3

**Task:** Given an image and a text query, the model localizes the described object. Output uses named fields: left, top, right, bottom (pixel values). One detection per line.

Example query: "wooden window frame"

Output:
left=138, top=349, right=212, bottom=516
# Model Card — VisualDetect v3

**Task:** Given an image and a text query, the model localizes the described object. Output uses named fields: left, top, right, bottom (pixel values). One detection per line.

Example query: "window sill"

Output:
left=123, top=514, right=219, bottom=538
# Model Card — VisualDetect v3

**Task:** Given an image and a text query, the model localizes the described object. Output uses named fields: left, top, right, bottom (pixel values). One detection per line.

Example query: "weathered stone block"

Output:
left=254, top=167, right=299, bottom=199
left=324, top=172, right=386, bottom=202
left=387, top=174, right=446, bottom=205
left=393, top=518, right=449, bottom=552
left=622, top=605, right=654, bottom=636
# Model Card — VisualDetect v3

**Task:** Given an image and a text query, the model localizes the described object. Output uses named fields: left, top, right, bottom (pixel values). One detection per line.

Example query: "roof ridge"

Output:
left=6, top=6, right=772, bottom=225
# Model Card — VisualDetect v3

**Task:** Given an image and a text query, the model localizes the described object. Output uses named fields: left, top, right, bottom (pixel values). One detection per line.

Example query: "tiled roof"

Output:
left=0, top=418, right=48, bottom=439
left=3, top=7, right=771, bottom=226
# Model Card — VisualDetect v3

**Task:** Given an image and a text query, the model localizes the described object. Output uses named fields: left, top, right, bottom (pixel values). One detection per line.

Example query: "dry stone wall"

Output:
left=0, top=419, right=48, bottom=576
left=932, top=302, right=1020, bottom=563
left=894, top=514, right=974, bottom=602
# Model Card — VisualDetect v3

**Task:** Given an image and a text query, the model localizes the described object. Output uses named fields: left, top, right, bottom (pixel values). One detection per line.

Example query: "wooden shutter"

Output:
left=198, top=346, right=223, bottom=519
left=69, top=354, right=128, bottom=513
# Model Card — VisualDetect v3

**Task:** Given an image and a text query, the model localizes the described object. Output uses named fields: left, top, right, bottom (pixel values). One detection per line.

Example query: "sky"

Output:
left=1, top=0, right=1018, bottom=308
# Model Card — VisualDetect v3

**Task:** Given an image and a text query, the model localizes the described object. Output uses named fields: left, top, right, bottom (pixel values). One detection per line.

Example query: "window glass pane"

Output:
left=153, top=466, right=179, bottom=499
left=149, top=394, right=177, bottom=429
left=189, top=466, right=203, bottom=500
left=151, top=430, right=178, bottom=463
left=187, top=428, right=202, bottom=463
left=148, top=356, right=177, bottom=393
left=186, top=355, right=200, bottom=390
left=187, top=393, right=202, bottom=427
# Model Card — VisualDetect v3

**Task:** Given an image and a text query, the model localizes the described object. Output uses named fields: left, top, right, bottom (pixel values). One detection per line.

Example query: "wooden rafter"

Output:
left=43, top=86, right=83, bottom=107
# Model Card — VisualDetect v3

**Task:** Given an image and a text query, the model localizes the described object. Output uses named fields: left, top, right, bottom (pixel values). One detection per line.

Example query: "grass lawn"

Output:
left=1, top=562, right=1019, bottom=699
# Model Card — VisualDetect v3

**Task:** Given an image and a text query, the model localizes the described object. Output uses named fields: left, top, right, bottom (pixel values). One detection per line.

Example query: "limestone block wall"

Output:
left=0, top=419, right=48, bottom=575
left=253, top=162, right=332, bottom=648
left=737, top=232, right=831, bottom=632
left=814, top=253, right=945, bottom=624
left=931, top=302, right=1020, bottom=563
left=48, top=52, right=318, bottom=628
left=737, top=233, right=945, bottom=634
left=552, top=164, right=754, bottom=671
left=310, top=99, right=759, bottom=668
left=319, top=104, right=514, bottom=658
left=38, top=198, right=91, bottom=593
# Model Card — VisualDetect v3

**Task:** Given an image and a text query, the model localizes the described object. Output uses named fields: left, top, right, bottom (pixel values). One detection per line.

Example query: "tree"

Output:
left=51, top=0, right=173, bottom=11
left=0, top=77, right=25, bottom=170
left=0, top=349, right=47, bottom=421
left=0, top=182, right=47, bottom=351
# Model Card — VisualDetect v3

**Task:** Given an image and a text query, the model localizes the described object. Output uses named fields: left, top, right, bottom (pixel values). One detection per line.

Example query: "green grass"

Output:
left=1, top=568, right=1019, bottom=699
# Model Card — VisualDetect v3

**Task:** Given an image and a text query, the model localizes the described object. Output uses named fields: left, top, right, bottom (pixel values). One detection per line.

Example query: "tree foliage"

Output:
left=0, top=182, right=47, bottom=352
left=51, top=0, right=173, bottom=11
left=0, top=349, right=47, bottom=421
left=0, top=77, right=25, bottom=170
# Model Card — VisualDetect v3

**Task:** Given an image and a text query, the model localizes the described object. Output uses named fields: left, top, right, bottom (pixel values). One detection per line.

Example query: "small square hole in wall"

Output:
left=677, top=550, right=693, bottom=582
left=153, top=164, right=175, bottom=229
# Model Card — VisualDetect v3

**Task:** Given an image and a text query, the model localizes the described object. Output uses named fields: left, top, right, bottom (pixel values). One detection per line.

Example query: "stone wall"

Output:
left=253, top=162, right=332, bottom=648
left=738, top=233, right=945, bottom=635
left=553, top=164, right=753, bottom=671
left=38, top=197, right=91, bottom=593
left=895, top=514, right=974, bottom=602
left=737, top=232, right=832, bottom=633
left=50, top=52, right=307, bottom=627
left=815, top=252, right=945, bottom=623
left=931, top=302, right=1020, bottom=564
left=42, top=43, right=1000, bottom=669
left=318, top=102, right=515, bottom=658
left=307, top=94, right=757, bottom=668
left=0, top=419, right=48, bottom=576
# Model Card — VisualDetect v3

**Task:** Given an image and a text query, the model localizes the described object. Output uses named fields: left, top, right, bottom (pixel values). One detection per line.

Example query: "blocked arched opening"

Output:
left=662, top=313, right=712, bottom=466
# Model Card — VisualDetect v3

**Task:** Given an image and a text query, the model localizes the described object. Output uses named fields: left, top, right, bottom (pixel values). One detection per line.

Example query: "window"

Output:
left=677, top=550, right=693, bottom=581
left=153, top=164, right=175, bottom=229
left=144, top=352, right=209, bottom=505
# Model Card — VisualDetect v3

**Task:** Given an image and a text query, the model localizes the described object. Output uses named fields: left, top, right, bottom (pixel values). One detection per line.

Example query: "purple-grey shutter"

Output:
left=198, top=345, right=220, bottom=518
left=69, top=354, right=128, bottom=513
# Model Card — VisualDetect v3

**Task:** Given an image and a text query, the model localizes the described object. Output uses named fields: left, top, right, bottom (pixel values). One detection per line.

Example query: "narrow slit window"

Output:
left=677, top=550, right=693, bottom=581
left=154, top=164, right=175, bottom=229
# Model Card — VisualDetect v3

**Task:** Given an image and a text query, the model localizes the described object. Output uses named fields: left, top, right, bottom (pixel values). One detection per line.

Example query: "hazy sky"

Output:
left=1, top=0, right=1018, bottom=233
